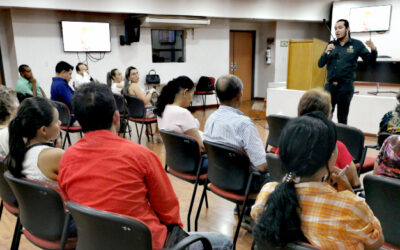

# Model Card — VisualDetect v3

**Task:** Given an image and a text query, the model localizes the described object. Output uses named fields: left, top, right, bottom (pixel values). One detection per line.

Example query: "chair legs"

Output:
left=11, top=217, right=22, bottom=250
left=194, top=174, right=254, bottom=250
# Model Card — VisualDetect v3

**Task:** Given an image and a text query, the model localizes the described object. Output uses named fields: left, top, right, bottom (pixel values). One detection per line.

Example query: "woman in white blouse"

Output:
left=154, top=76, right=204, bottom=152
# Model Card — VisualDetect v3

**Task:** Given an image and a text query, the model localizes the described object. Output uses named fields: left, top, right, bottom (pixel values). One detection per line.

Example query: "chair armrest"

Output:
left=365, top=144, right=378, bottom=150
left=170, top=234, right=212, bottom=250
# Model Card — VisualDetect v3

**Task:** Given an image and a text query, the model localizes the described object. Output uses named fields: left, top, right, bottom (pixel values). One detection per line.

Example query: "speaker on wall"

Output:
left=121, top=18, right=140, bottom=45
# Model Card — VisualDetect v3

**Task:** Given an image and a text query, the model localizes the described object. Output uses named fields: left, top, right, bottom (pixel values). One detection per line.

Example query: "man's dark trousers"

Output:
left=325, top=81, right=354, bottom=124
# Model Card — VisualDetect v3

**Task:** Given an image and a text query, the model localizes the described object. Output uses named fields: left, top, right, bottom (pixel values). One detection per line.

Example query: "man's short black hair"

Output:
left=72, top=82, right=117, bottom=133
left=215, top=75, right=243, bottom=103
left=18, top=64, right=29, bottom=73
left=75, top=62, right=87, bottom=72
left=55, top=61, right=73, bottom=74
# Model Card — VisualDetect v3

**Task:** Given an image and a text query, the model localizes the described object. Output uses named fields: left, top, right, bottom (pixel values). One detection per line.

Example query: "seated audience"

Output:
left=379, top=91, right=400, bottom=134
left=73, top=62, right=93, bottom=89
left=6, top=97, right=63, bottom=188
left=123, top=66, right=156, bottom=105
left=106, top=68, right=124, bottom=95
left=155, top=76, right=204, bottom=151
left=204, top=74, right=268, bottom=191
left=296, top=88, right=361, bottom=188
left=16, top=64, right=46, bottom=98
left=58, top=83, right=232, bottom=250
left=51, top=61, right=74, bottom=110
left=0, top=86, right=18, bottom=158
left=374, top=134, right=400, bottom=179
left=251, top=112, right=383, bottom=249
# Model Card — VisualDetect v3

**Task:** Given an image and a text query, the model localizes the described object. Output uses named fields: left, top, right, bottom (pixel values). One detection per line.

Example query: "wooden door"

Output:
left=229, top=31, right=254, bottom=101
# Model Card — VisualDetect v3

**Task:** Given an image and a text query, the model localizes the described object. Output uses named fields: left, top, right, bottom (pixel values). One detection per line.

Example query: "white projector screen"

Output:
left=61, top=21, right=111, bottom=52
left=349, top=5, right=392, bottom=32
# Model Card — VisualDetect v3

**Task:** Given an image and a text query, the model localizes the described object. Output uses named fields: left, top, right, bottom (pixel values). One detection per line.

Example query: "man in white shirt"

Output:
left=73, top=63, right=93, bottom=89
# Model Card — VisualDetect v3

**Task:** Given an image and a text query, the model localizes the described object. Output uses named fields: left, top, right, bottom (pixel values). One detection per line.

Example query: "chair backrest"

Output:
left=16, top=92, right=33, bottom=103
left=335, top=123, right=365, bottom=163
left=160, top=130, right=201, bottom=174
left=204, top=140, right=250, bottom=193
left=113, top=94, right=126, bottom=115
left=266, top=115, right=291, bottom=149
left=364, top=174, right=400, bottom=246
left=377, top=132, right=395, bottom=149
left=266, top=153, right=285, bottom=182
left=51, top=100, right=71, bottom=126
left=124, top=95, right=146, bottom=119
left=4, top=171, right=67, bottom=241
left=66, top=201, right=152, bottom=250
left=0, top=159, right=18, bottom=208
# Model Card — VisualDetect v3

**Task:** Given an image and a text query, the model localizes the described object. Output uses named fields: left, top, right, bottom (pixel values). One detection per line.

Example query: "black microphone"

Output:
left=323, top=19, right=336, bottom=43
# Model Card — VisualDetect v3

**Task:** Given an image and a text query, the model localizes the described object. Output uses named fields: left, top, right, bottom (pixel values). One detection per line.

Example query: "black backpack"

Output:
left=196, top=76, right=212, bottom=92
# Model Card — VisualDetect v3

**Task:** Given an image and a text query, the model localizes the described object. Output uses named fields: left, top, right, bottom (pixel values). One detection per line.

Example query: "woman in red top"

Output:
left=297, top=88, right=360, bottom=187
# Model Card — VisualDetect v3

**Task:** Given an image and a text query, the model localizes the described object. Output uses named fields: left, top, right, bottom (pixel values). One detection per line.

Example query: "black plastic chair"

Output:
left=0, top=159, right=20, bottom=250
left=364, top=174, right=400, bottom=248
left=16, top=92, right=33, bottom=103
left=66, top=201, right=212, bottom=250
left=266, top=153, right=285, bottom=182
left=195, top=141, right=257, bottom=250
left=194, top=77, right=219, bottom=110
left=160, top=130, right=208, bottom=231
left=265, top=115, right=291, bottom=152
left=51, top=100, right=83, bottom=149
left=124, top=95, right=157, bottom=143
left=335, top=123, right=373, bottom=175
left=113, top=94, right=131, bottom=138
left=4, top=171, right=76, bottom=250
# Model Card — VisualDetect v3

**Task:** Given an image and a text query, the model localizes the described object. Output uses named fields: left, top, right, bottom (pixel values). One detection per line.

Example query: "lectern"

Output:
left=287, top=38, right=327, bottom=90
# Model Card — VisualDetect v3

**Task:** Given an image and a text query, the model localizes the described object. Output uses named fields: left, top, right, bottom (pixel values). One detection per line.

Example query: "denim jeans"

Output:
left=188, top=232, right=233, bottom=250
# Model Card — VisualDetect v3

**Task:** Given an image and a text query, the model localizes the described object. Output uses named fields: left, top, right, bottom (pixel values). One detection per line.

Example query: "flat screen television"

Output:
left=61, top=21, right=111, bottom=52
left=349, top=5, right=391, bottom=32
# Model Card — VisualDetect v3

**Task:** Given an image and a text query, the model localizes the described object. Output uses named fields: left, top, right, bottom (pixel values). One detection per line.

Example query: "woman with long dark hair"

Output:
left=6, top=97, right=63, bottom=188
left=106, top=68, right=124, bottom=95
left=154, top=76, right=204, bottom=151
left=251, top=112, right=383, bottom=249
left=123, top=66, right=156, bottom=105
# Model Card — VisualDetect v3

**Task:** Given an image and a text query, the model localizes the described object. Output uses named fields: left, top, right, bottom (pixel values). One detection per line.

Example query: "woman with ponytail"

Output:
left=155, top=76, right=204, bottom=151
left=6, top=97, right=63, bottom=188
left=251, top=112, right=383, bottom=249
left=106, top=68, right=124, bottom=95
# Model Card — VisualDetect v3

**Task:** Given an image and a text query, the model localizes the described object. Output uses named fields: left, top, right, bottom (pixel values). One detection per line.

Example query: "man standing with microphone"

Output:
left=318, top=19, right=377, bottom=124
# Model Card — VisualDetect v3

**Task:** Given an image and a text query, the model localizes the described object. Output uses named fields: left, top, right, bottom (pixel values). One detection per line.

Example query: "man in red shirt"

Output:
left=58, top=83, right=232, bottom=250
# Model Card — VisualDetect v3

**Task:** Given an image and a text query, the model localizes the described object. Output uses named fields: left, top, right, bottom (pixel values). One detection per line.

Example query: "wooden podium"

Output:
left=287, top=38, right=327, bottom=90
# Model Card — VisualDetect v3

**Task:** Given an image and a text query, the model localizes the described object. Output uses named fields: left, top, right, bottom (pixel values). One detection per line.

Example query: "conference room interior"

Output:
left=0, top=0, right=399, bottom=249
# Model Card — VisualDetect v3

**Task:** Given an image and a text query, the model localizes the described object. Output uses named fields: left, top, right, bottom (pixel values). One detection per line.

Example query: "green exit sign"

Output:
left=280, top=41, right=289, bottom=47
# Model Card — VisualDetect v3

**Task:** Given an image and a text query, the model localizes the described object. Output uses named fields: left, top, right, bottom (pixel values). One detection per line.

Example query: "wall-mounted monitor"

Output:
left=61, top=21, right=111, bottom=52
left=349, top=5, right=391, bottom=32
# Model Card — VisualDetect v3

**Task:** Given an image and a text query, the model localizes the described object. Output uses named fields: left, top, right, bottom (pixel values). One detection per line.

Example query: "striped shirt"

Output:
left=203, top=105, right=266, bottom=171
left=251, top=182, right=382, bottom=249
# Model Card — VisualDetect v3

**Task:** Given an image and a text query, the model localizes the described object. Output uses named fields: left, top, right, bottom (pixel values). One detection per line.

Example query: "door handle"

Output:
left=230, top=62, right=237, bottom=72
